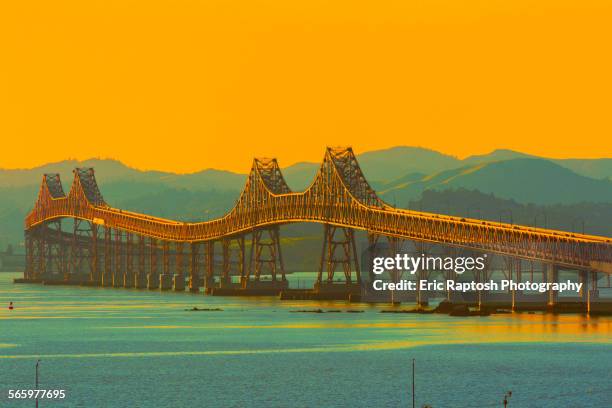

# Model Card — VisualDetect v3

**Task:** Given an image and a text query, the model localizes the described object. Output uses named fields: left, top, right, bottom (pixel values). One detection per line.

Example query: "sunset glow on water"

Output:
left=1, top=273, right=611, bottom=407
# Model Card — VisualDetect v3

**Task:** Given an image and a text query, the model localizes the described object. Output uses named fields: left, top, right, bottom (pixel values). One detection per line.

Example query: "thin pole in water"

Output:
left=412, top=358, right=415, bottom=408
left=35, top=359, right=41, bottom=408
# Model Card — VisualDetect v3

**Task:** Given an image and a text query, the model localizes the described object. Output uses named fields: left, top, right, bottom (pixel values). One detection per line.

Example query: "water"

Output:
left=1, top=272, right=611, bottom=407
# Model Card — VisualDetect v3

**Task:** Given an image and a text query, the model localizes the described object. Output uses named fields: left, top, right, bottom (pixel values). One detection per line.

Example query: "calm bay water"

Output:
left=1, top=272, right=611, bottom=407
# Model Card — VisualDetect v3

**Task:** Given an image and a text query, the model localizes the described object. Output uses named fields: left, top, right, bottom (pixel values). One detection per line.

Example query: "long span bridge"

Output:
left=22, top=147, right=612, bottom=310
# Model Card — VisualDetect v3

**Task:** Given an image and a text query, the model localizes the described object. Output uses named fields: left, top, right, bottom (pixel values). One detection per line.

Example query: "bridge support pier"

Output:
left=41, top=220, right=66, bottom=283
left=242, top=227, right=287, bottom=291
left=89, top=222, right=99, bottom=285
left=315, top=224, right=361, bottom=299
left=160, top=241, right=172, bottom=290
left=123, top=233, right=134, bottom=288
left=66, top=221, right=78, bottom=282
left=173, top=274, right=185, bottom=291
left=147, top=238, right=159, bottom=289
left=218, top=237, right=244, bottom=288
left=414, top=241, right=430, bottom=307
left=160, top=274, right=173, bottom=290
left=500, top=257, right=520, bottom=311
left=588, top=271, right=600, bottom=315
left=173, top=242, right=185, bottom=291
left=112, top=272, right=123, bottom=287
left=188, top=242, right=201, bottom=293
left=101, top=262, right=113, bottom=286
left=135, top=274, right=147, bottom=289
left=510, top=258, right=523, bottom=311
left=111, top=229, right=122, bottom=287
left=204, top=241, right=215, bottom=293
left=147, top=274, right=159, bottom=289
left=37, top=231, right=47, bottom=280
left=579, top=270, right=598, bottom=314
left=101, top=227, right=113, bottom=286
left=546, top=264, right=559, bottom=309
left=473, top=252, right=487, bottom=310
left=24, top=230, right=35, bottom=280
left=123, top=272, right=134, bottom=288
left=134, top=235, right=147, bottom=289
left=589, top=271, right=599, bottom=301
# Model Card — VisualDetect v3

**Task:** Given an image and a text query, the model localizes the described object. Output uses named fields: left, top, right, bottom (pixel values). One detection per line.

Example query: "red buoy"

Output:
left=8, top=302, right=13, bottom=310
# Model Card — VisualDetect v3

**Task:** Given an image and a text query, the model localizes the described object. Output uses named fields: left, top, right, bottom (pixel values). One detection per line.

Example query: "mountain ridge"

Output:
left=3, top=146, right=611, bottom=187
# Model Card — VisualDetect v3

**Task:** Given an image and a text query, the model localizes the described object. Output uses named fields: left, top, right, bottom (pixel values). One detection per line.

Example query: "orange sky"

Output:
left=1, top=0, right=611, bottom=173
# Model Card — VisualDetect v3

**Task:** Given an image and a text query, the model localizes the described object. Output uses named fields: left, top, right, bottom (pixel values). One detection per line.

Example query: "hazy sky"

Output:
left=1, top=0, right=611, bottom=173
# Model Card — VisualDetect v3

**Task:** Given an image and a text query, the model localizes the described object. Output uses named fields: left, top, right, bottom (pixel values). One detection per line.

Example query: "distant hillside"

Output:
left=379, top=158, right=612, bottom=206
left=282, top=162, right=319, bottom=191
left=0, top=159, right=148, bottom=188
left=114, top=187, right=237, bottom=221
left=409, top=189, right=612, bottom=237
left=552, top=158, right=612, bottom=180
left=281, top=146, right=461, bottom=189
left=355, top=146, right=460, bottom=182
left=0, top=159, right=245, bottom=192
left=463, top=149, right=612, bottom=180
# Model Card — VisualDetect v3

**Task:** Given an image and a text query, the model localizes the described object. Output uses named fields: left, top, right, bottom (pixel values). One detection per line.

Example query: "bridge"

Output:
left=21, top=147, right=612, bottom=310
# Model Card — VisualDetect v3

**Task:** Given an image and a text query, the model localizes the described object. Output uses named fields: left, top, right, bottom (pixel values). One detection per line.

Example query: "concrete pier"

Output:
left=123, top=272, right=134, bottom=288
left=546, top=264, right=559, bottom=306
left=147, top=273, right=159, bottom=289
left=159, top=274, right=173, bottom=290
left=416, top=290, right=429, bottom=307
left=173, top=274, right=185, bottom=291
left=112, top=272, right=123, bottom=288
left=101, top=272, right=113, bottom=287
left=135, top=273, right=147, bottom=289
left=218, top=277, right=233, bottom=288
left=188, top=277, right=202, bottom=293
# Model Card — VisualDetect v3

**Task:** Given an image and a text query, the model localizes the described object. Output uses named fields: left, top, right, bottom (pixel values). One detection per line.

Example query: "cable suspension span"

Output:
left=25, top=147, right=612, bottom=274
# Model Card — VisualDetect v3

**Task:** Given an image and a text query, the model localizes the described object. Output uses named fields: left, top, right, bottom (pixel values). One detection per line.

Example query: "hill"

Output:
left=379, top=158, right=612, bottom=206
